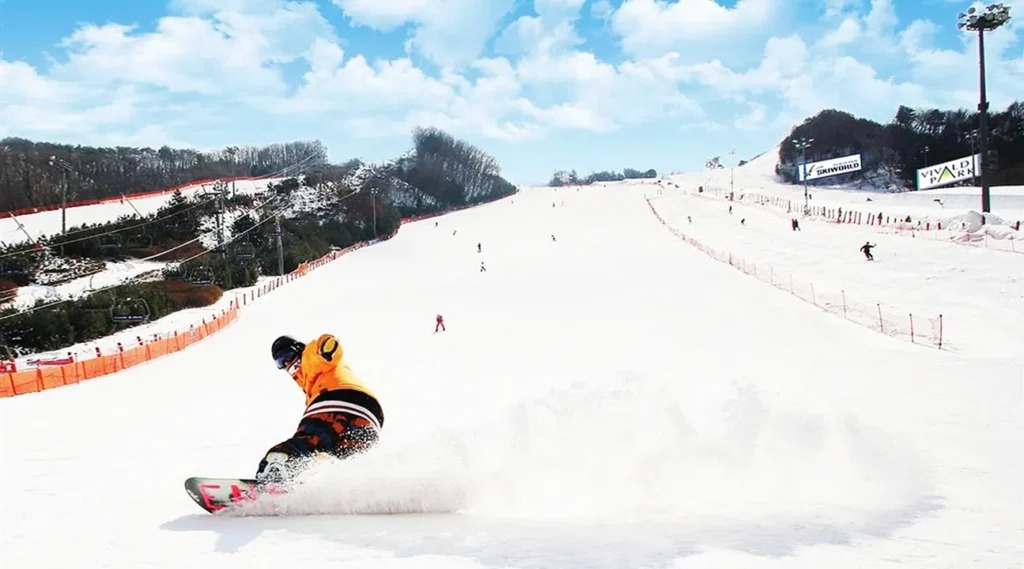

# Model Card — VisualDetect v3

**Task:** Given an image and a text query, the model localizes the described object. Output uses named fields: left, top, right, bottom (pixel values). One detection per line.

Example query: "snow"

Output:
left=8, top=259, right=167, bottom=310
left=1, top=177, right=284, bottom=324
left=0, top=177, right=283, bottom=246
left=2, top=182, right=1022, bottom=568
left=666, top=144, right=1024, bottom=247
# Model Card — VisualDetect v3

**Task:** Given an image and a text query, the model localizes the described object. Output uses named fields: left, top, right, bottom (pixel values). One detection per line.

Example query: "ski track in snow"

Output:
left=1, top=180, right=1022, bottom=569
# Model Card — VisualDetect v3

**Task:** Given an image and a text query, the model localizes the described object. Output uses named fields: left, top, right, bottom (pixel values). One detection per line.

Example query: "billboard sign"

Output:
left=798, top=153, right=863, bottom=181
left=916, top=154, right=980, bottom=190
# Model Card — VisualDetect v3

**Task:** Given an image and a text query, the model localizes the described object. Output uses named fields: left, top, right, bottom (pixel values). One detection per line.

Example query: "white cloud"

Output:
left=610, top=0, right=787, bottom=59
left=590, top=0, right=613, bottom=21
left=3, top=0, right=1024, bottom=164
left=330, top=0, right=517, bottom=68
left=819, top=18, right=862, bottom=48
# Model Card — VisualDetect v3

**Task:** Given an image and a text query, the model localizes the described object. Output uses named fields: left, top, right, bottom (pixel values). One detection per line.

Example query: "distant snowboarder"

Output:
left=435, top=314, right=445, bottom=333
left=860, top=241, right=875, bottom=261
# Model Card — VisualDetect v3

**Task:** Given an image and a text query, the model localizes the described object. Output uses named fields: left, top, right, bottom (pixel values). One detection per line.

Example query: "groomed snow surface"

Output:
left=3, top=183, right=1022, bottom=569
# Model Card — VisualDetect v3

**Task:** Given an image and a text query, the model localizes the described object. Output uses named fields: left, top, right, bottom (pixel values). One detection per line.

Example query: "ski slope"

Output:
left=2, top=184, right=1021, bottom=568
left=667, top=143, right=1024, bottom=232
left=0, top=178, right=280, bottom=246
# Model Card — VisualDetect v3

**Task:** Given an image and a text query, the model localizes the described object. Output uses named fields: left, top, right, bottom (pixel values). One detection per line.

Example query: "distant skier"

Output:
left=477, top=243, right=482, bottom=253
left=435, top=314, right=445, bottom=333
left=452, top=229, right=457, bottom=236
left=551, top=234, right=557, bottom=242
left=729, top=205, right=733, bottom=214
left=860, top=241, right=875, bottom=261
left=257, top=335, right=384, bottom=485
left=791, top=218, right=800, bottom=231
left=480, top=261, right=487, bottom=272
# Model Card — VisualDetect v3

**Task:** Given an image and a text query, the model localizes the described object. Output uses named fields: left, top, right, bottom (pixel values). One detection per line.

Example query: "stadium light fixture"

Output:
left=957, top=3, right=1011, bottom=214
left=793, top=137, right=814, bottom=214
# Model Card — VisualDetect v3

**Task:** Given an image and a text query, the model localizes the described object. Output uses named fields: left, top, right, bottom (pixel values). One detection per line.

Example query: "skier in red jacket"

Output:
left=435, top=314, right=445, bottom=333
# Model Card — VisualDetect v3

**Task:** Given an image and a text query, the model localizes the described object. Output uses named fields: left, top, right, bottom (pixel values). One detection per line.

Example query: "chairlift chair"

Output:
left=234, top=243, right=255, bottom=260
left=131, top=234, right=153, bottom=248
left=99, top=234, right=123, bottom=249
left=109, top=297, right=151, bottom=323
left=188, top=267, right=215, bottom=286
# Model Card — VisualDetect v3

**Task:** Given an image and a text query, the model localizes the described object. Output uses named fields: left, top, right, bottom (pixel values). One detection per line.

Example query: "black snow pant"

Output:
left=256, top=389, right=384, bottom=483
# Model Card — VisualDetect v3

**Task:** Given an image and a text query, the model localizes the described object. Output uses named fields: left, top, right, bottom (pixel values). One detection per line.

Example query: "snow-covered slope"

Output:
left=2, top=183, right=1020, bottom=569
left=1, top=178, right=283, bottom=313
left=0, top=178, right=282, bottom=246
left=666, top=143, right=1024, bottom=244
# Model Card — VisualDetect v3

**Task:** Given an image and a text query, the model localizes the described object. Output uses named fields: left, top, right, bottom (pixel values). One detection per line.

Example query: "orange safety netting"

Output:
left=0, top=189, right=516, bottom=398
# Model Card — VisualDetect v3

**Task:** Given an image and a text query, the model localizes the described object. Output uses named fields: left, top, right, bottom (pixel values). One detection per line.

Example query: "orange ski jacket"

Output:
left=290, top=334, right=377, bottom=407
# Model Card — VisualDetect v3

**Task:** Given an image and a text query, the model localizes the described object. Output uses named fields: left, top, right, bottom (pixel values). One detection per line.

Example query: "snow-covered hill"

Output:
left=2, top=182, right=1020, bottom=569
left=665, top=143, right=1024, bottom=248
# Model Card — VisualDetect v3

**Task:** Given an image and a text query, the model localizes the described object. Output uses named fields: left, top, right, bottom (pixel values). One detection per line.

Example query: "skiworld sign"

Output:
left=798, top=153, right=863, bottom=182
left=916, top=153, right=980, bottom=190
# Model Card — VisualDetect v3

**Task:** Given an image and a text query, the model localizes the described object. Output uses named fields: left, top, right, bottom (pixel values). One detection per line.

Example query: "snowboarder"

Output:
left=435, top=314, right=445, bottom=333
left=860, top=241, right=875, bottom=261
left=257, top=335, right=385, bottom=484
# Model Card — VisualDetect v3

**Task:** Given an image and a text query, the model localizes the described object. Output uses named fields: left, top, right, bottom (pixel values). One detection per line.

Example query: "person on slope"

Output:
left=860, top=241, right=876, bottom=261
left=256, top=334, right=385, bottom=484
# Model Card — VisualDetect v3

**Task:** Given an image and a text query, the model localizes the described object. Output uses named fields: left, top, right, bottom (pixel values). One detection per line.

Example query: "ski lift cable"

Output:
left=0, top=199, right=293, bottom=321
left=0, top=183, right=287, bottom=262
left=0, top=150, right=321, bottom=261
left=0, top=194, right=218, bottom=261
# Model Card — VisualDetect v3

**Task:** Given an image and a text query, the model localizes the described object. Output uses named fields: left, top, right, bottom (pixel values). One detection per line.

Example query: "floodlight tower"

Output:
left=957, top=3, right=1011, bottom=213
left=793, top=137, right=813, bottom=214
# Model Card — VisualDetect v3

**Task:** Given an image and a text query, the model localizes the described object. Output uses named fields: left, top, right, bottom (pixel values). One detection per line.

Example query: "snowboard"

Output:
left=184, top=476, right=289, bottom=514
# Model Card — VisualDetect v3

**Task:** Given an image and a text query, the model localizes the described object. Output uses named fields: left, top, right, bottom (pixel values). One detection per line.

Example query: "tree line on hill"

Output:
left=0, top=128, right=516, bottom=356
left=0, top=138, right=329, bottom=212
left=548, top=167, right=658, bottom=186
left=775, top=102, right=1024, bottom=189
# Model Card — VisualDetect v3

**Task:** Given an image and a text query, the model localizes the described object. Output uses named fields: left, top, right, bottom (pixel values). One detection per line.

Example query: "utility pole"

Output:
left=47, top=156, right=72, bottom=236
left=729, top=148, right=737, bottom=197
left=214, top=191, right=224, bottom=254
left=274, top=214, right=284, bottom=276
left=371, top=188, right=377, bottom=239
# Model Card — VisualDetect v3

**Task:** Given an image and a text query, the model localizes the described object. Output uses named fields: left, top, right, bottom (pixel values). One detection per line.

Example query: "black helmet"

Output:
left=271, top=335, right=305, bottom=370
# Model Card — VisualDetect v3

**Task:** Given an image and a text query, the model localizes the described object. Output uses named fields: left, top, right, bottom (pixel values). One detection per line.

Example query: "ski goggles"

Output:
left=274, top=344, right=303, bottom=370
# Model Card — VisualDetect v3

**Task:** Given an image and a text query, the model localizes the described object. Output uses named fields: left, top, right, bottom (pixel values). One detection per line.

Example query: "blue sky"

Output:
left=1, top=0, right=1022, bottom=184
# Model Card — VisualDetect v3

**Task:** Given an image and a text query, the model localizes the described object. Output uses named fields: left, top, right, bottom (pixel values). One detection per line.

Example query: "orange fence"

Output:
left=0, top=305, right=240, bottom=397
left=645, top=197, right=945, bottom=349
left=691, top=182, right=1024, bottom=239
left=0, top=189, right=518, bottom=398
